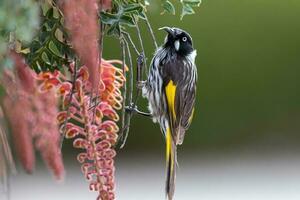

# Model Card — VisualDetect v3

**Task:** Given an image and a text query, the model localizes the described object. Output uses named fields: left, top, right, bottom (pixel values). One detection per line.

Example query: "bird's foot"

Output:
left=125, top=103, right=152, bottom=117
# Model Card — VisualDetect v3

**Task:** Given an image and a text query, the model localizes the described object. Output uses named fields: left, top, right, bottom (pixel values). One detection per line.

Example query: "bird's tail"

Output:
left=166, top=127, right=177, bottom=200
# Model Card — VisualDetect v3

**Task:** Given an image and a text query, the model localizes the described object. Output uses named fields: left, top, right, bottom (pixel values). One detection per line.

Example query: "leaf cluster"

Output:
left=25, top=6, right=72, bottom=73
left=100, top=0, right=201, bottom=38
left=161, top=0, right=201, bottom=19
left=100, top=1, right=146, bottom=37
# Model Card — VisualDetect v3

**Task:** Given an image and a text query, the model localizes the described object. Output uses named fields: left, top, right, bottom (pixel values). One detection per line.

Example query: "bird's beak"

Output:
left=159, top=27, right=175, bottom=37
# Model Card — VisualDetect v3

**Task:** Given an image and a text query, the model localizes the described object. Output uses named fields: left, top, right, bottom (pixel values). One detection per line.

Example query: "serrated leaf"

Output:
left=163, top=0, right=175, bottom=15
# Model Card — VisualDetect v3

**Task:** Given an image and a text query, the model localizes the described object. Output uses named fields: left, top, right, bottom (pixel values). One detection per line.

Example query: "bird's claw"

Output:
left=125, top=103, right=152, bottom=117
left=125, top=103, right=137, bottom=114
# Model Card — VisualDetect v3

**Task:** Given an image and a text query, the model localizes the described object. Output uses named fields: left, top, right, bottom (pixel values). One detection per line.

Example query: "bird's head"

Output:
left=159, top=27, right=194, bottom=56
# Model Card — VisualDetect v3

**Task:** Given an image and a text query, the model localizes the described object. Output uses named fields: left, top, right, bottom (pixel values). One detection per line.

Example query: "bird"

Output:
left=142, top=27, right=197, bottom=200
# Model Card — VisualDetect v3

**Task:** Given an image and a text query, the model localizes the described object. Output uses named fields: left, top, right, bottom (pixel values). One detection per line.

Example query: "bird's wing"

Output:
left=162, top=60, right=197, bottom=145
left=175, top=61, right=197, bottom=145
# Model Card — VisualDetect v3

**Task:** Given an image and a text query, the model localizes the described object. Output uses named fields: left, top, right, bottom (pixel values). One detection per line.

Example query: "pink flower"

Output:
left=62, top=0, right=100, bottom=88
left=39, top=59, right=126, bottom=200
left=1, top=53, right=64, bottom=179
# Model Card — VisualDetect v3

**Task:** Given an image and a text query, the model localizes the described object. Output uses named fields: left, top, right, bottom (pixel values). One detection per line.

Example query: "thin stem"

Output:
left=133, top=19, right=148, bottom=74
left=118, top=36, right=134, bottom=149
left=144, top=14, right=158, bottom=49
left=121, top=31, right=140, bottom=56
left=119, top=38, right=127, bottom=142
left=133, top=53, right=145, bottom=105
left=124, top=39, right=134, bottom=103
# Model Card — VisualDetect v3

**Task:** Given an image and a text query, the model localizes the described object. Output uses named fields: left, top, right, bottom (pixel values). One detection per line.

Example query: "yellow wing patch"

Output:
left=165, top=80, right=177, bottom=120
left=188, top=108, right=195, bottom=124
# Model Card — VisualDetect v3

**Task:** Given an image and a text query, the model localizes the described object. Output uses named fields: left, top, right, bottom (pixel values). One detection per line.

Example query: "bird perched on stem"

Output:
left=142, top=27, right=197, bottom=200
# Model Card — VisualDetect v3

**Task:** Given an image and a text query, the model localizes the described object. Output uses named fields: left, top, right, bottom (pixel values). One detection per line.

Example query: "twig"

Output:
left=144, top=14, right=158, bottom=49
left=133, top=53, right=145, bottom=105
left=118, top=13, right=158, bottom=148
left=119, top=38, right=127, bottom=142
left=124, top=39, right=134, bottom=103
left=118, top=36, right=134, bottom=148
left=121, top=31, right=140, bottom=56
left=133, top=17, right=148, bottom=74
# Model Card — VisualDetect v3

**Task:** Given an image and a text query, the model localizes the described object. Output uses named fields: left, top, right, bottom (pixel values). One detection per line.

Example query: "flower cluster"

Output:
left=38, top=59, right=126, bottom=200
left=1, top=52, right=64, bottom=179
left=62, top=0, right=101, bottom=88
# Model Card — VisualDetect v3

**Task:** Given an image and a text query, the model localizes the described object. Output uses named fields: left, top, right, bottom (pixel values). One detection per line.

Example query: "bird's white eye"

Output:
left=182, top=37, right=187, bottom=42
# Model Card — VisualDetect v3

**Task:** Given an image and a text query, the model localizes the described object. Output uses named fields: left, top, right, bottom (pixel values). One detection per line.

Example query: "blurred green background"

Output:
left=101, top=0, right=300, bottom=152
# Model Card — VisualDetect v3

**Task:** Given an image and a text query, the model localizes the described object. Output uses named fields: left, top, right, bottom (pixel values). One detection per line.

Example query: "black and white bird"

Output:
left=143, top=27, right=197, bottom=200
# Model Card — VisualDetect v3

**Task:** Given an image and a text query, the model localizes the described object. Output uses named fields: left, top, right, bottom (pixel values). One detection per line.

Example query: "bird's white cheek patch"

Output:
left=174, top=40, right=180, bottom=51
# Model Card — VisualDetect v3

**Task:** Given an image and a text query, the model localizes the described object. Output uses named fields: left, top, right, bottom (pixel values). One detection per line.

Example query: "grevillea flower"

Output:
left=62, top=0, right=100, bottom=88
left=38, top=59, right=126, bottom=200
left=1, top=53, right=64, bottom=179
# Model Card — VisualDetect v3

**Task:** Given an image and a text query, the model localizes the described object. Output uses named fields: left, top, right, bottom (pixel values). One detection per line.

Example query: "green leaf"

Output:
left=48, top=41, right=62, bottom=57
left=119, top=15, right=135, bottom=27
left=140, top=0, right=150, bottom=6
left=107, top=23, right=121, bottom=37
left=100, top=12, right=119, bottom=25
left=180, top=4, right=195, bottom=19
left=46, top=7, right=54, bottom=19
left=25, top=5, right=72, bottom=73
left=123, top=4, right=143, bottom=14
left=182, top=0, right=201, bottom=7
left=41, top=52, right=50, bottom=64
left=138, top=11, right=147, bottom=20
left=163, top=0, right=175, bottom=15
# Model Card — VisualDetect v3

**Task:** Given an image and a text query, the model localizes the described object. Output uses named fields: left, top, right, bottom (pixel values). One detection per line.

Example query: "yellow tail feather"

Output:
left=166, top=127, right=176, bottom=200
